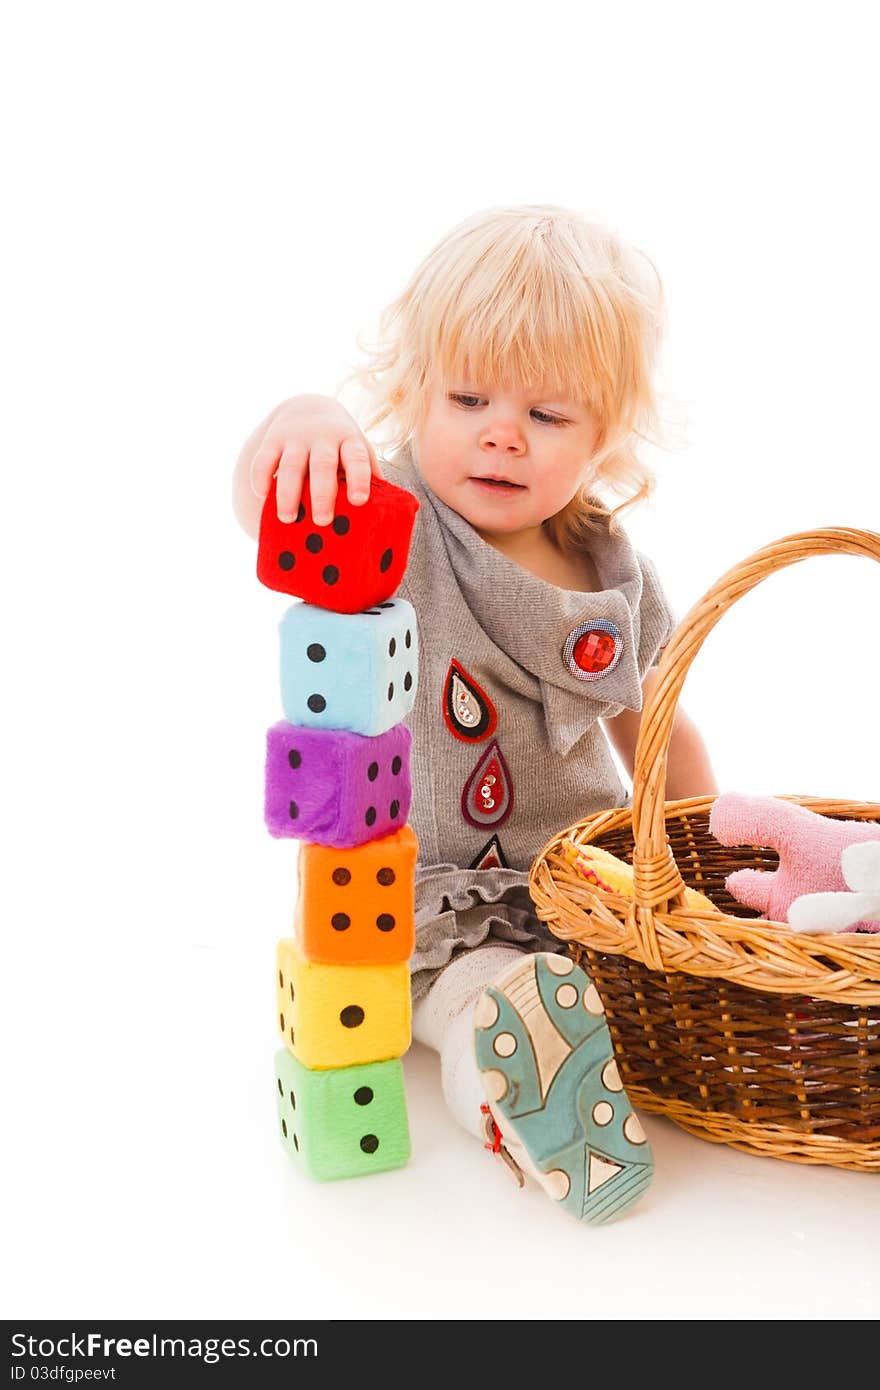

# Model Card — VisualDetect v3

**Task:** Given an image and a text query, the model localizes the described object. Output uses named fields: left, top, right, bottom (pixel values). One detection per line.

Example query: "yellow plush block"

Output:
left=276, top=939, right=411, bottom=1069
left=561, top=838, right=719, bottom=913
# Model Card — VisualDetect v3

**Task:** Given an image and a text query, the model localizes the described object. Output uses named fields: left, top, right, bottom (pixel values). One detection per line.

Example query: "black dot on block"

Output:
left=387, top=682, right=394, bottom=701
left=365, top=807, right=376, bottom=827
left=389, top=637, right=396, bottom=657
left=367, top=762, right=379, bottom=781
left=322, top=565, right=340, bottom=585
left=288, top=749, right=301, bottom=769
left=360, top=1134, right=379, bottom=1154
left=282, top=1118, right=288, bottom=1138
left=377, top=867, right=395, bottom=886
left=279, top=552, right=295, bottom=571
left=290, top=1027, right=295, bottom=1045
left=289, top=982, right=295, bottom=1002
left=379, top=602, right=394, bottom=609
left=296, top=504, right=306, bottom=522
left=278, top=969, right=283, bottom=988
left=289, top=801, right=299, bottom=820
left=332, top=867, right=351, bottom=886
left=277, top=1076, right=283, bottom=1095
left=332, top=913, right=351, bottom=932
left=293, top=1134, right=299, bottom=1151
left=405, top=629, right=412, bottom=648
left=377, top=913, right=395, bottom=932
left=279, top=1012, right=285, bottom=1032
left=289, top=1090, right=296, bottom=1110
left=307, top=643, right=326, bottom=662
left=305, top=533, right=323, bottom=554
left=340, top=1005, right=365, bottom=1028
left=307, top=694, right=326, bottom=713
left=354, top=1086, right=374, bottom=1106
left=379, top=549, right=393, bottom=573
left=365, top=609, right=381, bottom=615
left=404, top=672, right=413, bottom=691
left=391, top=756, right=402, bottom=775
left=390, top=800, right=400, bottom=819
left=333, top=515, right=350, bottom=536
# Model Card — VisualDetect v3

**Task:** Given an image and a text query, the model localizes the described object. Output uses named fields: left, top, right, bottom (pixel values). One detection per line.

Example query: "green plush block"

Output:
left=274, top=1048, right=411, bottom=1181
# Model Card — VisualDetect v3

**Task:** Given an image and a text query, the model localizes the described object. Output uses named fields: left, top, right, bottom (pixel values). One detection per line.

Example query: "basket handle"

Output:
left=631, top=528, right=880, bottom=943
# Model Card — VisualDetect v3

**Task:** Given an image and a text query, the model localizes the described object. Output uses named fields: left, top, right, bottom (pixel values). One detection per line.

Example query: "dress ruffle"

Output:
left=411, top=863, right=565, bottom=1000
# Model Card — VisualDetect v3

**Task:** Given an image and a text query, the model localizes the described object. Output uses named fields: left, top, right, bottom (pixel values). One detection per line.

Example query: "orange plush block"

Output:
left=277, top=939, right=411, bottom=1069
left=294, top=826, right=418, bottom=965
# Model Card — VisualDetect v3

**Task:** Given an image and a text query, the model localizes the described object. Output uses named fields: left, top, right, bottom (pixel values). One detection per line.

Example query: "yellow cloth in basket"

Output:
left=561, top=839, right=719, bottom=913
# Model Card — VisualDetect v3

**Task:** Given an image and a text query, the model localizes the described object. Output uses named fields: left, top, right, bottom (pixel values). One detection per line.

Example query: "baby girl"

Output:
left=233, top=204, right=716, bottom=1223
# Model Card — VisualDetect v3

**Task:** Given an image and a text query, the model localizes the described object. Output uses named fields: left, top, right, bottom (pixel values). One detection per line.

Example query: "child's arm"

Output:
left=232, top=394, right=382, bottom=539
left=601, top=668, right=718, bottom=800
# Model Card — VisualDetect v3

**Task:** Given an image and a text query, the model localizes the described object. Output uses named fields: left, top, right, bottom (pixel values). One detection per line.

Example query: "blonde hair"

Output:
left=341, top=204, right=670, bottom=552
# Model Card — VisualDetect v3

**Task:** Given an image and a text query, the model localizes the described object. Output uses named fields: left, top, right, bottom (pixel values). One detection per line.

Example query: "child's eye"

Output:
left=531, top=409, right=567, bottom=426
left=449, top=393, right=567, bottom=426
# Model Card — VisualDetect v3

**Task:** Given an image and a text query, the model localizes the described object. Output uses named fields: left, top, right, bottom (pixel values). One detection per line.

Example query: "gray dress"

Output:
left=382, top=449, right=676, bottom=1001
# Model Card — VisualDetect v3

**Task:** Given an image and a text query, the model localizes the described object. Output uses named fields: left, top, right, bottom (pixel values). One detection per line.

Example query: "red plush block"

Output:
left=257, top=470, right=419, bottom=614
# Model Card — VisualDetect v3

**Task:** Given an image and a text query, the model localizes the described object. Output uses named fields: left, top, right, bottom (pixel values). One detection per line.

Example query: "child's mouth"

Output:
left=470, top=477, right=525, bottom=492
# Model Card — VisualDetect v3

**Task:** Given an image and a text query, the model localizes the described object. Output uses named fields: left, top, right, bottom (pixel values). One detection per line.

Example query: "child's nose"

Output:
left=479, top=416, right=526, bottom=453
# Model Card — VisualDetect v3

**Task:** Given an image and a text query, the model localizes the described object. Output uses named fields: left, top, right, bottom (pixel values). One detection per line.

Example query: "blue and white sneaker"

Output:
left=473, top=952, right=653, bottom=1225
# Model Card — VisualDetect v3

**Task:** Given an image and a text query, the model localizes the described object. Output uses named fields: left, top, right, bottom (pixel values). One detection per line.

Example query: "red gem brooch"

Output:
left=562, top=619, right=622, bottom=681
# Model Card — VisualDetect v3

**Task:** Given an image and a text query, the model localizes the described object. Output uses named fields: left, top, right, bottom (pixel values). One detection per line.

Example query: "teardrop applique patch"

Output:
left=469, top=835, right=509, bottom=870
left=442, top=658, right=498, bottom=742
left=461, top=740, right=513, bottom=829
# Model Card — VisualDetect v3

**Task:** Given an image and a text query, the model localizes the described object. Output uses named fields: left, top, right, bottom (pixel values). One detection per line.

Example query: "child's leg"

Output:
left=414, top=944, right=654, bottom=1223
left=412, top=944, right=526, bottom=1138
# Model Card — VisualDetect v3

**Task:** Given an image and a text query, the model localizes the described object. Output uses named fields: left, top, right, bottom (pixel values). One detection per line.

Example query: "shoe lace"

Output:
left=480, top=1103, right=525, bottom=1188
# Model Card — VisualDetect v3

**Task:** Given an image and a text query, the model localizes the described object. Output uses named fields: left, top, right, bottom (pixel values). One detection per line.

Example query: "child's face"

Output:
left=413, top=379, right=601, bottom=540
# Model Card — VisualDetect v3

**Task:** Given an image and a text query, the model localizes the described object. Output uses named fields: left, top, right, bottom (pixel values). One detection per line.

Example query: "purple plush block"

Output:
left=265, top=720, right=413, bottom=847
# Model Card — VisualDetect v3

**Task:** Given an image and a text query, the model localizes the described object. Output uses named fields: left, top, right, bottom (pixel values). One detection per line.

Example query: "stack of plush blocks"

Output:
left=258, top=471, right=421, bottom=1180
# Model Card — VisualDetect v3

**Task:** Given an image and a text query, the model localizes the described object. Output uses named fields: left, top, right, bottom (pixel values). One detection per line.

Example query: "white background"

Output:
left=3, top=1, right=879, bottom=1322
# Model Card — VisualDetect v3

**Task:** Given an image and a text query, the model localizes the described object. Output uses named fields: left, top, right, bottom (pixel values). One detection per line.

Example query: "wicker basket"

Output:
left=529, top=528, right=880, bottom=1172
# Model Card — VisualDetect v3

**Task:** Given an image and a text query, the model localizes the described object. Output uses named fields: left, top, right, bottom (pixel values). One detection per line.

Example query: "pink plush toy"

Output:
left=708, top=792, right=880, bottom=933
left=789, top=842, right=880, bottom=934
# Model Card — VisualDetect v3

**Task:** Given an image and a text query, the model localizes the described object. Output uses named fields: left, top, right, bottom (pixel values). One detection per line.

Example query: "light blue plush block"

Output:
left=280, top=598, right=418, bottom=736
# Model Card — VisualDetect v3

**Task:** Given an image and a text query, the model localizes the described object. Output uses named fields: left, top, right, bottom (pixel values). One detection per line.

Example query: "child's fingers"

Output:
left=275, top=443, right=309, bottom=523
left=339, top=436, right=375, bottom=506
left=307, top=442, right=342, bottom=526
left=249, top=433, right=283, bottom=501
left=360, top=435, right=383, bottom=476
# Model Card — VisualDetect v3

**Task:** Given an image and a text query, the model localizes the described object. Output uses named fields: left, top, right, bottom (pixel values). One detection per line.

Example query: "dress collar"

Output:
left=403, top=451, right=648, bottom=756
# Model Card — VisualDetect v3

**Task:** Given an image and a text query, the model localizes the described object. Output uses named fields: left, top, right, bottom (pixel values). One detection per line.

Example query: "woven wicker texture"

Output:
left=529, top=529, right=880, bottom=1170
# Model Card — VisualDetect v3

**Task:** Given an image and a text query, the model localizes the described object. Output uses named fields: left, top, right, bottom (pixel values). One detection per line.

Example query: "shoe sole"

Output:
left=473, top=952, right=653, bottom=1224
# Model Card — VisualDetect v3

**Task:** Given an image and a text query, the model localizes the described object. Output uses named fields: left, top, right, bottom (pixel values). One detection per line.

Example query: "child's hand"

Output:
left=249, top=395, right=383, bottom=527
